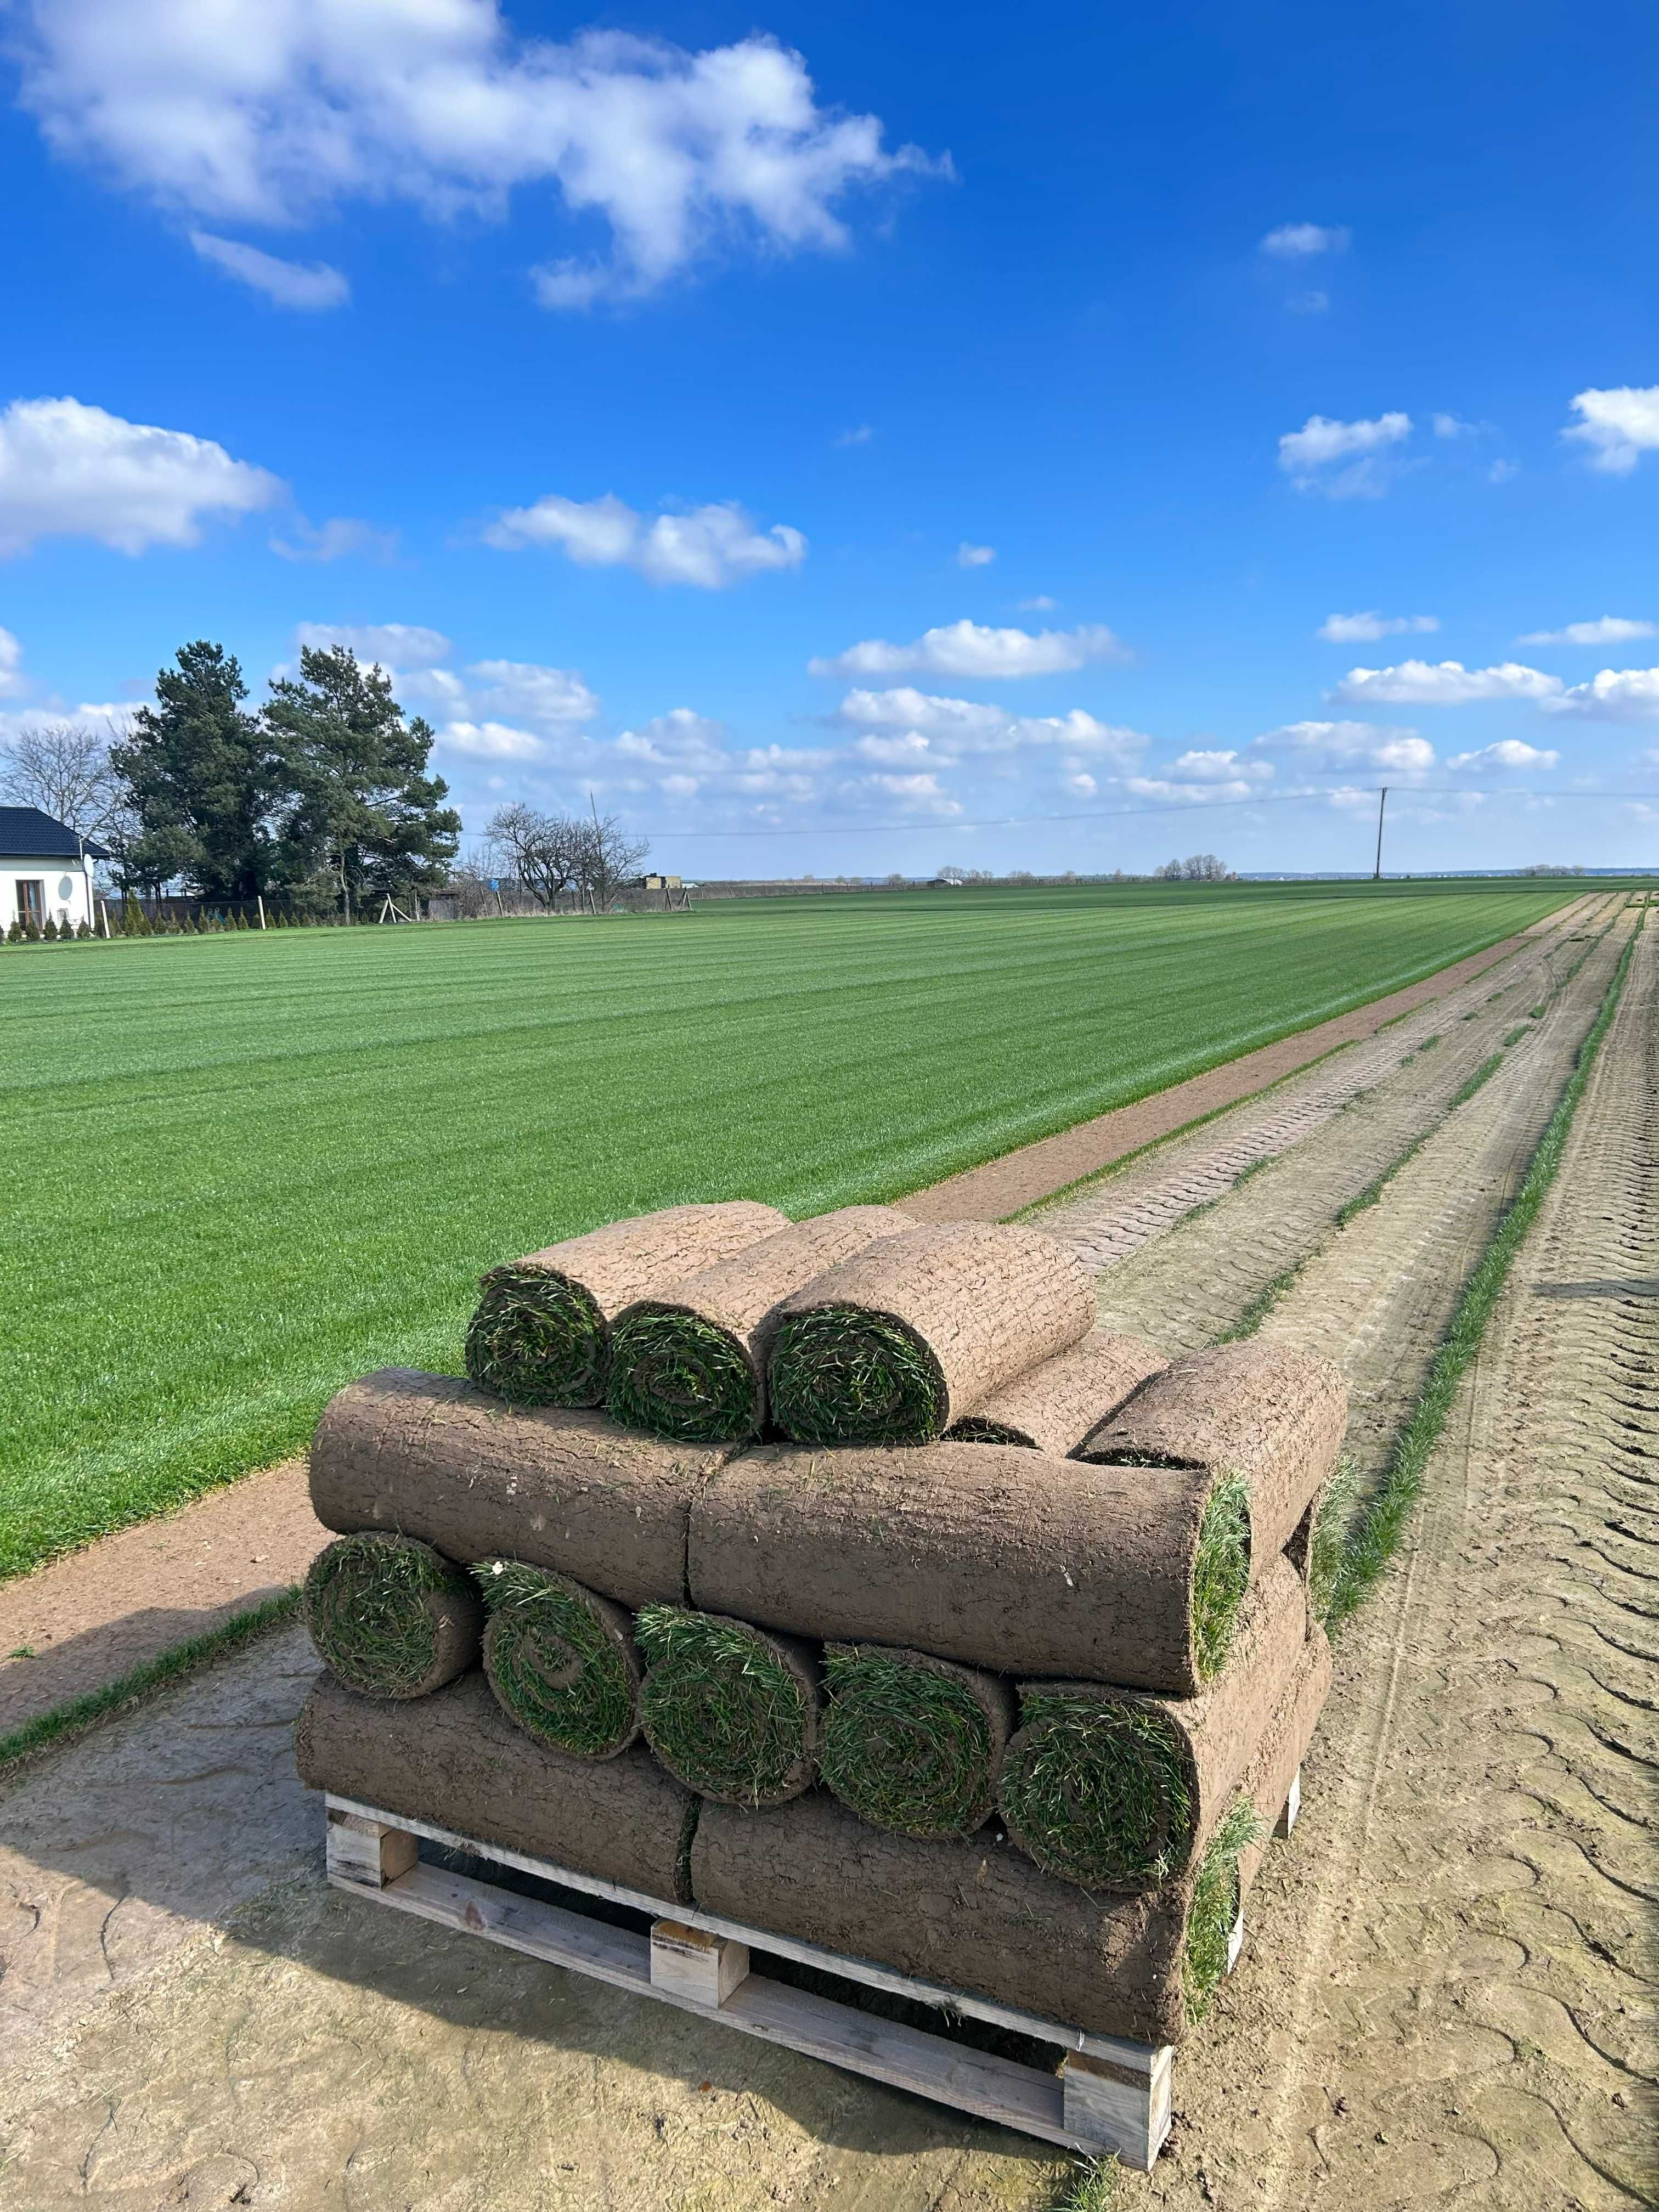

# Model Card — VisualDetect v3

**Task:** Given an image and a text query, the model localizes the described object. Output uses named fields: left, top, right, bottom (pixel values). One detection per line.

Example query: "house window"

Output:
left=15, top=879, right=43, bottom=924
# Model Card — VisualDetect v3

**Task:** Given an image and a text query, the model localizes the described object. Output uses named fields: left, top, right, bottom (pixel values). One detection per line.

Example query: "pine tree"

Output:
left=111, top=642, right=281, bottom=900
left=265, top=646, right=460, bottom=918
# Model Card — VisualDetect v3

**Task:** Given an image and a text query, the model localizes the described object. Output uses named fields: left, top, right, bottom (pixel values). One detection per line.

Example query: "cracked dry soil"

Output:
left=0, top=901, right=1653, bottom=2210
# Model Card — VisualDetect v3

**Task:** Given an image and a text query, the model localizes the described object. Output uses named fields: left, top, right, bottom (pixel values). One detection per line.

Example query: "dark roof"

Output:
left=0, top=805, right=112, bottom=860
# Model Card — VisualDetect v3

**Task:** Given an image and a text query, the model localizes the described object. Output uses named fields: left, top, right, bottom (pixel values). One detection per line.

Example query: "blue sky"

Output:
left=2, top=0, right=1657, bottom=876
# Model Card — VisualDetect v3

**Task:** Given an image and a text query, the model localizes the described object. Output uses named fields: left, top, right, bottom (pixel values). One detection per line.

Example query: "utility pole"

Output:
left=1373, top=786, right=1389, bottom=881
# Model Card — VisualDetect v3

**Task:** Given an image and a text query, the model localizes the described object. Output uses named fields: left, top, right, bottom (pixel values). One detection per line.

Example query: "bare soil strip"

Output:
left=905, top=900, right=1596, bottom=1225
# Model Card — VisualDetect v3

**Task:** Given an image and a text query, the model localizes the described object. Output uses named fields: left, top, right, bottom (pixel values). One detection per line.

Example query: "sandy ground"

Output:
left=1, top=892, right=1651, bottom=2208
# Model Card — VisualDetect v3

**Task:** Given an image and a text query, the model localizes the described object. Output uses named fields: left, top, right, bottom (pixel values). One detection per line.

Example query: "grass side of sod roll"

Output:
left=1182, top=1797, right=1267, bottom=2017
left=606, top=1307, right=759, bottom=1442
left=476, top=1559, right=639, bottom=1757
left=464, top=1265, right=606, bottom=1405
left=818, top=1645, right=1002, bottom=1838
left=5, top=879, right=1599, bottom=1581
left=998, top=1690, right=1194, bottom=1890
left=302, top=1533, right=477, bottom=1697
left=636, top=1605, right=817, bottom=1805
left=1189, top=1471, right=1252, bottom=1679
left=766, top=1307, right=946, bottom=1443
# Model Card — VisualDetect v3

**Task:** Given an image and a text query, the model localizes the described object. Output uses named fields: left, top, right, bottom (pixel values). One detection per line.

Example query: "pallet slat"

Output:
left=320, top=1795, right=1175, bottom=2168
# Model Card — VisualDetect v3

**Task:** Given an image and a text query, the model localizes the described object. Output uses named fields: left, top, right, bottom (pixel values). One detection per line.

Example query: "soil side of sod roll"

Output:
left=689, top=1628, right=1332, bottom=2045
left=636, top=1606, right=822, bottom=1808
left=296, top=1666, right=698, bottom=1903
left=689, top=1439, right=1236, bottom=1694
left=607, top=1205, right=915, bottom=1443
left=818, top=1643, right=1015, bottom=1839
left=309, top=1368, right=736, bottom=1610
left=303, top=1532, right=483, bottom=1700
left=996, top=1556, right=1309, bottom=1893
left=765, top=1221, right=1094, bottom=1444
left=477, top=1560, right=641, bottom=1759
left=465, top=1200, right=789, bottom=1407
left=1077, top=1341, right=1347, bottom=1579
left=944, top=1328, right=1169, bottom=1454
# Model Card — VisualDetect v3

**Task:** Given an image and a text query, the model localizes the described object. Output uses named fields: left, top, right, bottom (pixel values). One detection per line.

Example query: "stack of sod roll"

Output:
left=297, top=1199, right=1345, bottom=2045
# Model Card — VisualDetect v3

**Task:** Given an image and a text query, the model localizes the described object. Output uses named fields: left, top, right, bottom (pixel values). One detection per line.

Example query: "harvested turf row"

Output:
left=476, top=1560, right=640, bottom=1758
left=465, top=1200, right=788, bottom=1406
left=605, top=1206, right=915, bottom=1443
left=766, top=1221, right=1094, bottom=1443
left=302, top=1533, right=482, bottom=1700
left=817, top=1643, right=1015, bottom=1839
left=635, top=1606, right=822, bottom=1808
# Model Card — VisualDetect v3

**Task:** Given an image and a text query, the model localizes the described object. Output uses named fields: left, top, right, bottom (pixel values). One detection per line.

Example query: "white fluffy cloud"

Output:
left=0, top=394, right=281, bottom=555
left=189, top=232, right=348, bottom=309
left=439, top=720, right=549, bottom=760
left=14, top=6, right=941, bottom=304
left=484, top=492, right=806, bottom=588
left=1278, top=411, right=1411, bottom=498
left=296, top=622, right=453, bottom=668
left=1517, top=616, right=1656, bottom=646
left=1167, top=748, right=1272, bottom=783
left=1539, top=667, right=1659, bottom=722
left=1260, top=222, right=1349, bottom=258
left=956, top=541, right=995, bottom=567
left=1331, top=660, right=1562, bottom=707
left=1251, top=719, right=1436, bottom=775
left=0, top=627, right=25, bottom=696
left=810, top=620, right=1128, bottom=681
left=1563, top=386, right=1659, bottom=475
left=269, top=515, right=399, bottom=562
left=834, top=687, right=1144, bottom=767
left=1317, top=611, right=1439, bottom=644
left=1446, top=740, right=1560, bottom=771
left=466, top=660, right=601, bottom=725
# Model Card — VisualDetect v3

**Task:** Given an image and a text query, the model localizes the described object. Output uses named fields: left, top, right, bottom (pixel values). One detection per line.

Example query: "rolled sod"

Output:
left=944, top=1328, right=1168, bottom=1454
left=465, top=1200, right=788, bottom=1406
left=636, top=1606, right=822, bottom=1808
left=765, top=1222, right=1094, bottom=1444
left=818, top=1643, right=1015, bottom=1839
left=689, top=1630, right=1334, bottom=2045
left=309, top=1368, right=738, bottom=1610
left=296, top=1667, right=697, bottom=1903
left=689, top=1439, right=1250, bottom=1694
left=995, top=1556, right=1308, bottom=1893
left=302, top=1532, right=483, bottom=1699
left=606, top=1205, right=915, bottom=1443
left=1077, top=1340, right=1347, bottom=1585
left=477, top=1559, right=640, bottom=1759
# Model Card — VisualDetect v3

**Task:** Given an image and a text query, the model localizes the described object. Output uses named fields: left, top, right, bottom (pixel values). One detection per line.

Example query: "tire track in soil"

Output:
left=1125, top=913, right=1657, bottom=2212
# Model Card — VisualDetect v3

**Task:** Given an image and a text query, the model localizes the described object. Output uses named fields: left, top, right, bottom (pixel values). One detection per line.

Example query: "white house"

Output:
left=0, top=806, right=111, bottom=932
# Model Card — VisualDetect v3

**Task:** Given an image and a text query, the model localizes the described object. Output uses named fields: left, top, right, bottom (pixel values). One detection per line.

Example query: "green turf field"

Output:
left=1, top=879, right=1583, bottom=1577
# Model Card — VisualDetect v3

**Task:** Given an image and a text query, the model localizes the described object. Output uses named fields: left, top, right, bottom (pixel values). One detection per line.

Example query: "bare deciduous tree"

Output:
left=487, top=803, right=588, bottom=909
left=576, top=804, right=648, bottom=907
left=0, top=719, right=124, bottom=839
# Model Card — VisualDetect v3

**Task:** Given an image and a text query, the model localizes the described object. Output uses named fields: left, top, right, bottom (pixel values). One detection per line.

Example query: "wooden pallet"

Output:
left=322, top=1775, right=1297, bottom=2172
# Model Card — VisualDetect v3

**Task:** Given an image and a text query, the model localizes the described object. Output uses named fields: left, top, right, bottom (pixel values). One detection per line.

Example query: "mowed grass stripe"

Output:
left=1, top=882, right=1572, bottom=1578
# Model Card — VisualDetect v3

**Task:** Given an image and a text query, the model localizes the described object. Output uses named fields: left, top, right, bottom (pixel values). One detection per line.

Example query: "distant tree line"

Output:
left=0, top=640, right=460, bottom=919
